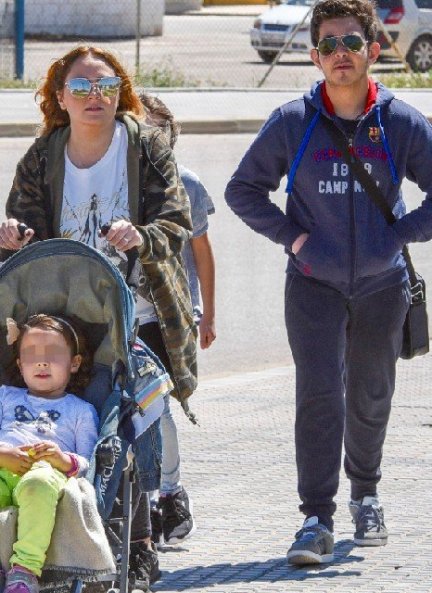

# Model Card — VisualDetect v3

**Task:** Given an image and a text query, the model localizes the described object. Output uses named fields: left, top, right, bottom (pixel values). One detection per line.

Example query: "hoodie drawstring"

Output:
left=375, top=105, right=399, bottom=185
left=285, top=106, right=399, bottom=193
left=285, top=109, right=321, bottom=195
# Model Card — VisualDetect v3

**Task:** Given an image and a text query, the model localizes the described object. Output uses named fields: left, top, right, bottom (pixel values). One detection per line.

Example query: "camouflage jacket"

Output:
left=3, top=114, right=198, bottom=402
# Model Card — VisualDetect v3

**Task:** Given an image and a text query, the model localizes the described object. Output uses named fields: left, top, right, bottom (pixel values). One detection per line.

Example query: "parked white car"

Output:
left=377, top=0, right=432, bottom=72
left=250, top=0, right=432, bottom=71
left=250, top=0, right=314, bottom=64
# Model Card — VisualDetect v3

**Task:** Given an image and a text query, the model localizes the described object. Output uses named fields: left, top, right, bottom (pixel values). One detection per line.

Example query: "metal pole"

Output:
left=135, top=0, right=141, bottom=78
left=375, top=20, right=411, bottom=73
left=14, top=0, right=25, bottom=80
left=257, top=0, right=318, bottom=89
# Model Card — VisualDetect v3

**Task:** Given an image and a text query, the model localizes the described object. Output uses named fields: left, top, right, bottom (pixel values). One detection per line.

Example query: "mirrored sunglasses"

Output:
left=64, top=76, right=121, bottom=98
left=316, top=34, right=366, bottom=56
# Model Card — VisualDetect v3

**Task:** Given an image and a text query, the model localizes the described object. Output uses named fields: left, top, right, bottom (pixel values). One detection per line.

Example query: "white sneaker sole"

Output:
left=287, top=550, right=334, bottom=565
left=165, top=521, right=197, bottom=545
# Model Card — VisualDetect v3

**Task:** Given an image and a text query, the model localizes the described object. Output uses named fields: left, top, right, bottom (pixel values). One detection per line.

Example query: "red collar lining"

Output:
left=321, top=79, right=377, bottom=116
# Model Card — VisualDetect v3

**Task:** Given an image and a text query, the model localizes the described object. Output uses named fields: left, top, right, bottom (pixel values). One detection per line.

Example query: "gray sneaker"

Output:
left=349, top=496, right=388, bottom=546
left=287, top=516, right=334, bottom=565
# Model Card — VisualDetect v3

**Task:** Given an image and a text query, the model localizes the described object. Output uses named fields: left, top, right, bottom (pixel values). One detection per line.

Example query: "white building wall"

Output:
left=25, top=0, right=164, bottom=37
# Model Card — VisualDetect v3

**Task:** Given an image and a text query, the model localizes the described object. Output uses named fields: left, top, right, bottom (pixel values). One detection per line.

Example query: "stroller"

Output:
left=0, top=238, right=173, bottom=593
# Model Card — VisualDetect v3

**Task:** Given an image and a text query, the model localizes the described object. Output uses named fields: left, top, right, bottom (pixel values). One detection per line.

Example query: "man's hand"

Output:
left=21, top=442, right=73, bottom=474
left=0, top=445, right=33, bottom=475
left=291, top=232, right=309, bottom=255
left=0, top=219, right=34, bottom=250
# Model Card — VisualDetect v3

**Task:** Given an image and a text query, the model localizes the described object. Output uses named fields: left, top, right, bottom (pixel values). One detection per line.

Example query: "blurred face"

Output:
left=56, top=52, right=120, bottom=130
left=310, top=16, right=380, bottom=88
left=17, top=328, right=81, bottom=398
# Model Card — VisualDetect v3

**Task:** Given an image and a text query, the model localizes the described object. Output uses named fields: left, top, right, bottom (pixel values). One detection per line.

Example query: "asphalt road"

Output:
left=1, top=134, right=430, bottom=381
left=20, top=14, right=404, bottom=89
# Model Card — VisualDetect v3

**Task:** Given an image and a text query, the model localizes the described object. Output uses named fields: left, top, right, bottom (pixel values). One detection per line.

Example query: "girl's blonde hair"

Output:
left=36, top=45, right=144, bottom=137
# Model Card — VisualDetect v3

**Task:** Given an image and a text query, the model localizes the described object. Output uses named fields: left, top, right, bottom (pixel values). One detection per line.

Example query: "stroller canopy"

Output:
left=0, top=239, right=136, bottom=375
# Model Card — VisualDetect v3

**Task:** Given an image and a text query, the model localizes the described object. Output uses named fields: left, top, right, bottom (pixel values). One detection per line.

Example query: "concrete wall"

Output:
left=165, top=0, right=202, bottom=14
left=25, top=0, right=164, bottom=37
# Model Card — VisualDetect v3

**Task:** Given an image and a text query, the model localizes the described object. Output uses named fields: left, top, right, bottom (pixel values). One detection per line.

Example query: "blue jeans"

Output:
left=138, top=324, right=183, bottom=500
left=84, top=363, right=162, bottom=520
left=159, top=395, right=181, bottom=496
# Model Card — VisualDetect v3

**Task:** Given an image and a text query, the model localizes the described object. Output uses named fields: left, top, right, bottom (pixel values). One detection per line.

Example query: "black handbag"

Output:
left=320, top=115, right=429, bottom=359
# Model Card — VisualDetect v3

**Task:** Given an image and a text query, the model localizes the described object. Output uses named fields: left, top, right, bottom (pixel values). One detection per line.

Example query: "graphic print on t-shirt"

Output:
left=60, top=121, right=157, bottom=324
left=14, top=405, right=60, bottom=434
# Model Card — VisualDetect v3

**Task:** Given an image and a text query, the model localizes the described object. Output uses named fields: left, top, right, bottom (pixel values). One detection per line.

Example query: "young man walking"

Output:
left=225, top=0, right=432, bottom=566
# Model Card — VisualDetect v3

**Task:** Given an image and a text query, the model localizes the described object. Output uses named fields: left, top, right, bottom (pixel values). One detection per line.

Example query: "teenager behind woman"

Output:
left=0, top=45, right=197, bottom=590
left=0, top=314, right=98, bottom=593
left=140, top=93, right=216, bottom=546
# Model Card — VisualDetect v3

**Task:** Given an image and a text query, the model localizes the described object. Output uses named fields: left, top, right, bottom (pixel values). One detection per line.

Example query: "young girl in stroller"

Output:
left=0, top=314, right=98, bottom=593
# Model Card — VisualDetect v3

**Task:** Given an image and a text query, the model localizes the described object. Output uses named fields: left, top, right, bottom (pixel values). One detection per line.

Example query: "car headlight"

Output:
left=253, top=18, right=262, bottom=29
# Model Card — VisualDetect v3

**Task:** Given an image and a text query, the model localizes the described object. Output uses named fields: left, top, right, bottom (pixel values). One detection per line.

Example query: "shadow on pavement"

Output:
left=154, top=539, right=364, bottom=590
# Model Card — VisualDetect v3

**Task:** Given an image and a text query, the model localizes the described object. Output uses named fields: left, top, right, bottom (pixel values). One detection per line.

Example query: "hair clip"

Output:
left=6, top=318, right=20, bottom=346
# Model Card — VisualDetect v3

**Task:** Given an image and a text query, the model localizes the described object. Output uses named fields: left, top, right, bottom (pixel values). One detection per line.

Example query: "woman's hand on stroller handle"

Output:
left=99, top=220, right=143, bottom=252
left=0, top=219, right=34, bottom=250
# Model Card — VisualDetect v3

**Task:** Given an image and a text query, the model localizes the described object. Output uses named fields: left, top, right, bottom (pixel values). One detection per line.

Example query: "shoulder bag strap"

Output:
left=319, top=114, right=417, bottom=286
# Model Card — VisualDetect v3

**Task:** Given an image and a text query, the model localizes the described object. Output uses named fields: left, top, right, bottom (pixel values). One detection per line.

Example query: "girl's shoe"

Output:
left=4, top=567, right=39, bottom=593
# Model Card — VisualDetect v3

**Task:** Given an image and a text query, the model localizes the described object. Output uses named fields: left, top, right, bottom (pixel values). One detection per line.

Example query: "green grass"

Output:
left=135, top=60, right=201, bottom=88
left=378, top=70, right=432, bottom=88
left=0, top=79, right=37, bottom=89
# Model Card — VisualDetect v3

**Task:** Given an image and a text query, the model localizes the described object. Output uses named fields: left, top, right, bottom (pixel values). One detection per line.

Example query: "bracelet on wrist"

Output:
left=65, top=453, right=79, bottom=478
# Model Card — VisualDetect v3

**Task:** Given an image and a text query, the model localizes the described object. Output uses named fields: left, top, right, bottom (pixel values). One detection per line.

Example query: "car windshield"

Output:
left=282, top=0, right=315, bottom=5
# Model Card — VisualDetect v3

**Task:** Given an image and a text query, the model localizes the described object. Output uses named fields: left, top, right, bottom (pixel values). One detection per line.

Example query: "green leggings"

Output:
left=0, top=462, right=67, bottom=576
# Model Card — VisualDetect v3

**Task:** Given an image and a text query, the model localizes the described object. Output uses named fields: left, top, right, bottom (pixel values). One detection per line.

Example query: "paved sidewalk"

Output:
left=1, top=88, right=432, bottom=137
left=154, top=359, right=432, bottom=593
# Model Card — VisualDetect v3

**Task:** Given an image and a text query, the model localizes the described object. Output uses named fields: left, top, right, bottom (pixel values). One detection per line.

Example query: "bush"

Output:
left=378, top=71, right=432, bottom=88
left=135, top=60, right=200, bottom=88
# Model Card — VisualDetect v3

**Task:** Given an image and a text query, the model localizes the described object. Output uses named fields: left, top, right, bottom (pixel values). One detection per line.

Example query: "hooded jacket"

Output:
left=225, top=81, right=432, bottom=298
left=3, top=114, right=197, bottom=402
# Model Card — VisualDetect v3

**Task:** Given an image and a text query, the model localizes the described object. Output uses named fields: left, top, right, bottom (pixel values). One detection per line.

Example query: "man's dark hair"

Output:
left=310, top=0, right=379, bottom=48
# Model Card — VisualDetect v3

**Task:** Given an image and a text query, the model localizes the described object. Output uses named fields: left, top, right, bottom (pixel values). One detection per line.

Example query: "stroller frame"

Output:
left=0, top=239, right=167, bottom=593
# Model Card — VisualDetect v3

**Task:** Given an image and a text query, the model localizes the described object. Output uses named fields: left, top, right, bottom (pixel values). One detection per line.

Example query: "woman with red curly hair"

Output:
left=0, top=45, right=197, bottom=592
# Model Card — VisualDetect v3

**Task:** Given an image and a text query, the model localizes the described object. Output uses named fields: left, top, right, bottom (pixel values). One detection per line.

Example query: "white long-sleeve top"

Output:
left=0, top=385, right=99, bottom=476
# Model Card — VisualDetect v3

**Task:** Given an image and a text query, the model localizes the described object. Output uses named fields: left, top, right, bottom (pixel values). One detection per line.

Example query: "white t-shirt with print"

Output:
left=61, top=121, right=157, bottom=324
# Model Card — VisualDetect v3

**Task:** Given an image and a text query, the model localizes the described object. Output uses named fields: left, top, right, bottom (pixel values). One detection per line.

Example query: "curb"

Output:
left=0, top=119, right=266, bottom=138
left=2, top=114, right=432, bottom=137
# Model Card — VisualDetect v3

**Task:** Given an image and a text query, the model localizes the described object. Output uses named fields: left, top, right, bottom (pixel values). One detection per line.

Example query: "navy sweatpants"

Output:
left=285, top=273, right=410, bottom=531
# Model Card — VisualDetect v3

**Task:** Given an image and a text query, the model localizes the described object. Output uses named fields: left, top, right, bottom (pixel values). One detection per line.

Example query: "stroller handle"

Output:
left=16, top=224, right=140, bottom=291
left=99, top=224, right=140, bottom=291
left=17, top=223, right=29, bottom=240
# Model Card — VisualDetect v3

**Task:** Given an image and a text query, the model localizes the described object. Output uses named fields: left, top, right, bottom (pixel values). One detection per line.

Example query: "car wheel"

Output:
left=406, top=35, right=432, bottom=72
left=257, top=50, right=279, bottom=64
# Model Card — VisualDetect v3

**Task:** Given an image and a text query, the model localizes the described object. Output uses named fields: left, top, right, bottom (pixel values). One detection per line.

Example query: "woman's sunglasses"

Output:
left=64, top=76, right=121, bottom=98
left=316, top=34, right=367, bottom=56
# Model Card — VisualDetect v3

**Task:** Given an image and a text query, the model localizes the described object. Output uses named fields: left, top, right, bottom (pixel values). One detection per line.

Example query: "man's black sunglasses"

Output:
left=316, top=34, right=367, bottom=56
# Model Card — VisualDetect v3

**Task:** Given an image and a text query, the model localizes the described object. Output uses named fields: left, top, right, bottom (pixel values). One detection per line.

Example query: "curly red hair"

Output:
left=36, top=46, right=144, bottom=137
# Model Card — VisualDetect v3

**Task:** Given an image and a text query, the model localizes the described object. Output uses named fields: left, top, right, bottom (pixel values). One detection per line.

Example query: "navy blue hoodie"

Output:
left=225, top=81, right=432, bottom=298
